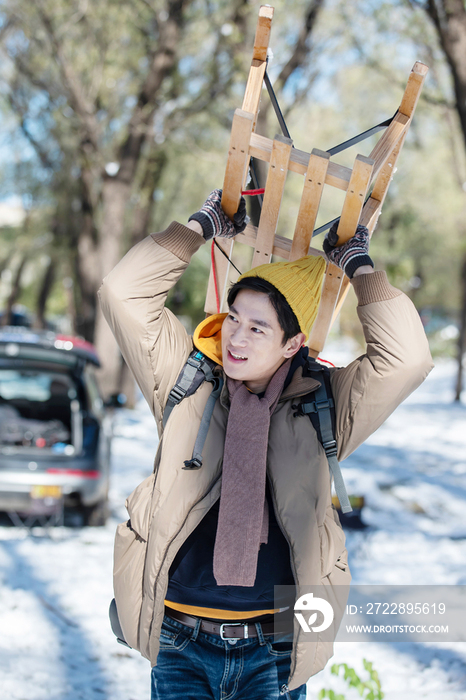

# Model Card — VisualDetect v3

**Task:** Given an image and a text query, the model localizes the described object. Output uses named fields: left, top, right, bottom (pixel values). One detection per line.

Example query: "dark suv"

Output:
left=0, top=327, right=111, bottom=526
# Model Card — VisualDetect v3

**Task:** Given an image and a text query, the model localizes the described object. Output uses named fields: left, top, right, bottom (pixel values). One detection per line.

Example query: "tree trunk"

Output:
left=73, top=202, right=101, bottom=342
left=424, top=0, right=466, bottom=400
left=91, top=3, right=191, bottom=400
left=131, top=146, right=168, bottom=246
left=93, top=178, right=132, bottom=397
left=1, top=254, right=28, bottom=326
left=34, top=256, right=56, bottom=329
left=63, top=276, right=77, bottom=336
left=455, top=253, right=466, bottom=400
left=427, top=0, right=466, bottom=150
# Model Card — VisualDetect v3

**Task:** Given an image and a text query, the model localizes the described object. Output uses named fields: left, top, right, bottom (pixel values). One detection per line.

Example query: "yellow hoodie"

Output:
left=192, top=312, right=227, bottom=366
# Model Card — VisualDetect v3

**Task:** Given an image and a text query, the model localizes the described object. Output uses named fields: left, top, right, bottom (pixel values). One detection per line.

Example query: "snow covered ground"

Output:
left=0, top=353, right=465, bottom=700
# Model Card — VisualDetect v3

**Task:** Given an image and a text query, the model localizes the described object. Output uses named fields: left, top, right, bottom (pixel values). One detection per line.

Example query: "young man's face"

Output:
left=221, top=289, right=305, bottom=393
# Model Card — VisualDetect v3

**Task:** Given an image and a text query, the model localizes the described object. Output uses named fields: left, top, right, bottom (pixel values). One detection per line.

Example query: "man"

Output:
left=99, top=190, right=433, bottom=700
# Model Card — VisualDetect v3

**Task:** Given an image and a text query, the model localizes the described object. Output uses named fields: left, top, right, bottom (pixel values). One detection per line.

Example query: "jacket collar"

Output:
left=279, top=365, right=321, bottom=402
left=219, top=363, right=321, bottom=409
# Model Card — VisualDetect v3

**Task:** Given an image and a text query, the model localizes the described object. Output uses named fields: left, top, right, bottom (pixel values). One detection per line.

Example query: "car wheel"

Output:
left=82, top=497, right=109, bottom=527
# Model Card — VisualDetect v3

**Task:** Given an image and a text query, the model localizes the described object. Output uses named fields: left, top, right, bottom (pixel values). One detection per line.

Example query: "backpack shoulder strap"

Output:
left=163, top=350, right=217, bottom=428
left=295, top=358, right=352, bottom=514
left=182, top=374, right=223, bottom=470
left=162, top=349, right=223, bottom=471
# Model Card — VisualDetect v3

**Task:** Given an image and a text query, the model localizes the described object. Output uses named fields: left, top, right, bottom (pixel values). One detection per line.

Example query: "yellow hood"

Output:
left=193, top=313, right=227, bottom=365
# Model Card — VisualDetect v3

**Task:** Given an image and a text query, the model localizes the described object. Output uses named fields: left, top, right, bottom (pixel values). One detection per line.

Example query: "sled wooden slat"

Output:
left=360, top=195, right=383, bottom=230
left=369, top=63, right=428, bottom=210
left=296, top=60, right=424, bottom=352
left=206, top=5, right=428, bottom=347
left=252, top=135, right=293, bottom=267
left=335, top=203, right=388, bottom=324
left=369, top=113, right=409, bottom=181
left=335, top=154, right=374, bottom=245
left=205, top=110, right=255, bottom=315
left=328, top=74, right=426, bottom=330
left=307, top=263, right=343, bottom=358
left=221, top=109, right=255, bottom=219
left=249, top=133, right=352, bottom=191
left=237, top=223, right=322, bottom=260
left=205, top=6, right=275, bottom=315
left=328, top=118, right=420, bottom=325
left=243, top=60, right=267, bottom=122
left=252, top=5, right=274, bottom=61
left=399, top=62, right=429, bottom=118
left=307, top=153, right=375, bottom=356
left=290, top=149, right=330, bottom=261
left=204, top=239, right=235, bottom=316
left=242, top=6, right=274, bottom=121
left=331, top=276, right=351, bottom=328
left=371, top=136, right=404, bottom=205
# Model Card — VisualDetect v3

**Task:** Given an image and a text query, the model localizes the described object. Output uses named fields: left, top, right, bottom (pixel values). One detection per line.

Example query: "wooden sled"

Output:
left=205, top=4, right=428, bottom=358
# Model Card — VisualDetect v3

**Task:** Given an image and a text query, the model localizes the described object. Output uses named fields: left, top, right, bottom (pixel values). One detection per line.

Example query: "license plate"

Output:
left=30, top=485, right=63, bottom=500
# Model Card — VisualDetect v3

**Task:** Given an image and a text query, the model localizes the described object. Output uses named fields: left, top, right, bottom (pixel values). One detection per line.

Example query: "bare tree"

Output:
left=1, top=0, right=253, bottom=397
left=418, top=0, right=466, bottom=400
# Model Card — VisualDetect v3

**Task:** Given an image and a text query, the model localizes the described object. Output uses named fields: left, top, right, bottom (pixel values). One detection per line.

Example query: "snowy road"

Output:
left=0, top=357, right=465, bottom=700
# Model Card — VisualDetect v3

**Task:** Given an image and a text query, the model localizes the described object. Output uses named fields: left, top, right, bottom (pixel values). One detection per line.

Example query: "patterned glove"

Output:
left=188, top=189, right=248, bottom=241
left=323, top=220, right=374, bottom=279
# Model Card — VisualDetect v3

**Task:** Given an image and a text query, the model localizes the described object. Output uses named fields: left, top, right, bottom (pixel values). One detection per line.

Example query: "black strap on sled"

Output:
left=163, top=350, right=223, bottom=470
left=257, top=66, right=394, bottom=241
left=293, top=358, right=352, bottom=513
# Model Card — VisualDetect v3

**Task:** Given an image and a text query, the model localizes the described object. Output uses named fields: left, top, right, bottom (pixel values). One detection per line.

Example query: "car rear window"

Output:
left=0, top=369, right=79, bottom=451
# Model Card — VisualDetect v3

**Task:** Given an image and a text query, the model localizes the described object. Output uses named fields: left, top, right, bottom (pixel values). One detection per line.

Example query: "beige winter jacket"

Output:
left=98, top=222, right=433, bottom=690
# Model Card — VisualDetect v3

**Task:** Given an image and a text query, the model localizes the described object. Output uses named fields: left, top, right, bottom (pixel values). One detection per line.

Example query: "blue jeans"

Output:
left=151, top=614, right=307, bottom=700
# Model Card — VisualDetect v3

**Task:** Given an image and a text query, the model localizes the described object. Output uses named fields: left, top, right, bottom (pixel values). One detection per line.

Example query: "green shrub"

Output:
left=318, top=659, right=384, bottom=700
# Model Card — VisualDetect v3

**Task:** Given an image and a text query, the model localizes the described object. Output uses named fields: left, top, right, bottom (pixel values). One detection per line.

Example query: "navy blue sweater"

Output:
left=166, top=482, right=295, bottom=613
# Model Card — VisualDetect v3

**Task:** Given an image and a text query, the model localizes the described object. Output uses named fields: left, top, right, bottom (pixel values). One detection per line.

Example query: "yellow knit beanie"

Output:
left=238, top=255, right=326, bottom=340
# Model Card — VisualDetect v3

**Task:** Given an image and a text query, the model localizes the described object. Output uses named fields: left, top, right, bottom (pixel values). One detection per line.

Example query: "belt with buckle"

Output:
left=165, top=608, right=279, bottom=640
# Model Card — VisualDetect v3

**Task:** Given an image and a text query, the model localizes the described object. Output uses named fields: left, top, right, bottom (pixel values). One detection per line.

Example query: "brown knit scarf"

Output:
left=213, top=358, right=291, bottom=587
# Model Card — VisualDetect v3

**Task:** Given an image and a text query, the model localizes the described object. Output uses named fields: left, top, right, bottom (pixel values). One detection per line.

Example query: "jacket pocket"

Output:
left=319, top=508, right=351, bottom=627
left=319, top=504, right=346, bottom=579
left=113, top=473, right=159, bottom=651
